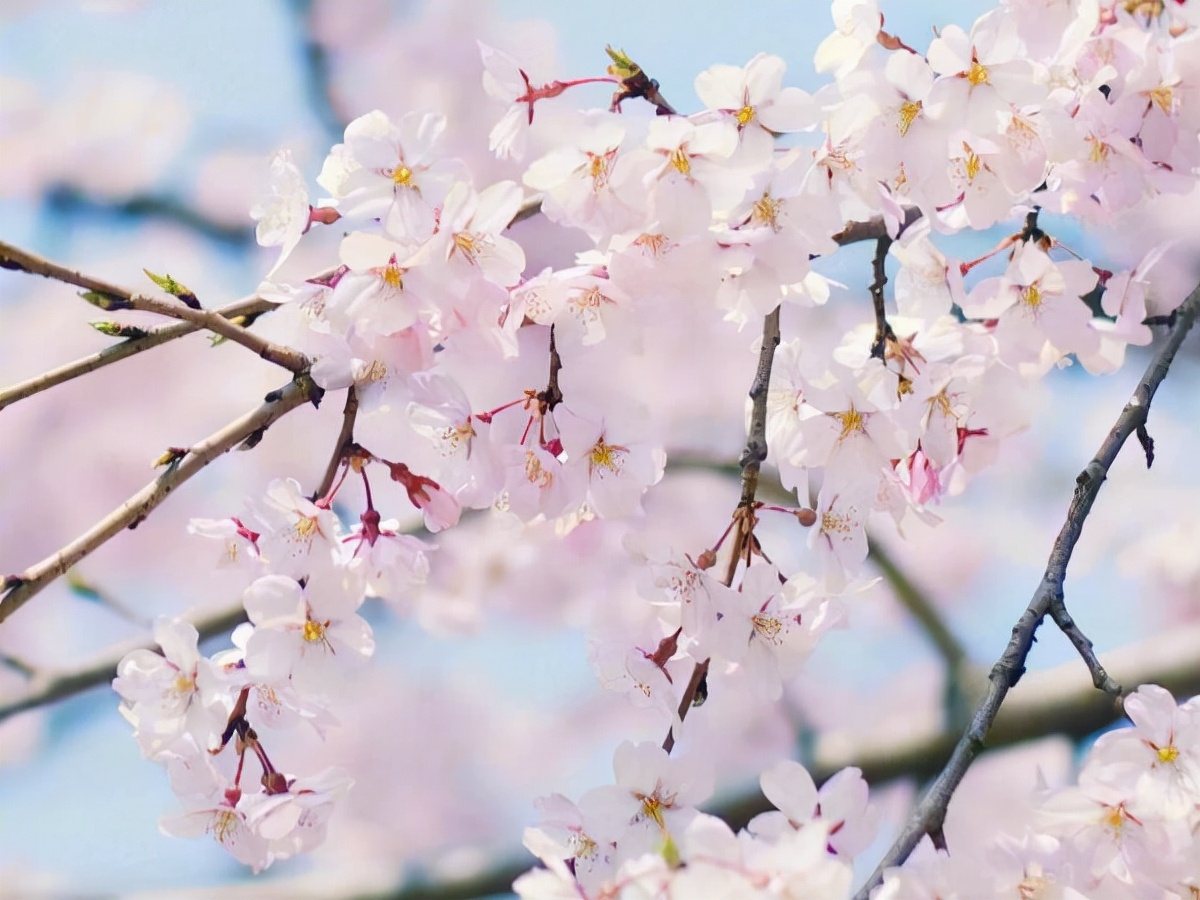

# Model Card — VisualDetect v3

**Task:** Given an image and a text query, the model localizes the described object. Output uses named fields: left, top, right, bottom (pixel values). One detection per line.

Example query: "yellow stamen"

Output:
left=294, top=516, right=319, bottom=540
left=524, top=450, right=553, bottom=488
left=735, top=105, right=755, bottom=126
left=589, top=439, right=628, bottom=477
left=360, top=360, right=388, bottom=383
left=1124, top=0, right=1165, bottom=15
left=821, top=510, right=853, bottom=536
left=1087, top=136, right=1111, bottom=164
left=633, top=233, right=668, bottom=258
left=453, top=231, right=481, bottom=263
left=898, top=100, right=922, bottom=136
left=1021, top=283, right=1042, bottom=309
left=967, top=61, right=989, bottom=86
left=173, top=673, right=195, bottom=694
left=640, top=794, right=666, bottom=829
left=392, top=165, right=413, bottom=186
left=1148, top=86, right=1174, bottom=115
left=929, top=389, right=955, bottom=418
left=302, top=619, right=325, bottom=642
left=668, top=146, right=691, bottom=175
left=1158, top=744, right=1181, bottom=763
left=588, top=153, right=609, bottom=190
left=751, top=193, right=783, bottom=231
left=964, top=148, right=982, bottom=181
left=752, top=613, right=783, bottom=643
left=381, top=263, right=404, bottom=289
left=832, top=406, right=865, bottom=440
left=209, top=810, right=239, bottom=845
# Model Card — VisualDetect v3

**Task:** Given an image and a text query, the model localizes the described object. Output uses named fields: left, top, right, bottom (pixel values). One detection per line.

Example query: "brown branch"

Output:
left=0, top=603, right=247, bottom=725
left=0, top=240, right=308, bottom=374
left=853, top=280, right=1200, bottom=898
left=833, top=207, right=922, bottom=247
left=663, top=305, right=782, bottom=754
left=0, top=295, right=276, bottom=411
left=312, top=387, right=359, bottom=501
left=869, top=236, right=896, bottom=360
left=1047, top=592, right=1122, bottom=695
left=0, top=378, right=314, bottom=626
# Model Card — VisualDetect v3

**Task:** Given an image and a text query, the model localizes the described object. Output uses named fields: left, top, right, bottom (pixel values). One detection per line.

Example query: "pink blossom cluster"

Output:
left=107, top=0, right=1200, bottom=888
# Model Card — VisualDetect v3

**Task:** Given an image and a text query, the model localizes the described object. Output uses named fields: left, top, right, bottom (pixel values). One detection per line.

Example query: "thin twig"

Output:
left=869, top=236, right=896, bottom=360
left=0, top=295, right=275, bottom=411
left=0, top=378, right=314, bottom=625
left=0, top=240, right=308, bottom=374
left=312, top=387, right=359, bottom=501
left=0, top=603, right=247, bottom=724
left=663, top=306, right=782, bottom=754
left=833, top=207, right=922, bottom=247
left=1047, top=593, right=1122, bottom=695
left=853, top=281, right=1200, bottom=899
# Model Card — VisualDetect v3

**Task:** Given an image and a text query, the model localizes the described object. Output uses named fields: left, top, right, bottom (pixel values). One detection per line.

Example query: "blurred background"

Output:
left=2, top=1, right=1200, bottom=897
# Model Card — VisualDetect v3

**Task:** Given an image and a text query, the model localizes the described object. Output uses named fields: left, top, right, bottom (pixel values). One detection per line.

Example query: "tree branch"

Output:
left=312, top=387, right=359, bottom=501
left=0, top=240, right=308, bottom=374
left=0, top=378, right=314, bottom=625
left=853, top=280, right=1200, bottom=898
left=0, top=295, right=276, bottom=411
left=0, top=603, right=247, bottom=724
left=664, top=305, right=782, bottom=754
left=869, top=236, right=896, bottom=360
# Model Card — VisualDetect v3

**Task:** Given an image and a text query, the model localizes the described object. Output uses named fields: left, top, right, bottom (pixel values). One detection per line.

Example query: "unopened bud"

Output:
left=696, top=549, right=718, bottom=570
left=795, top=508, right=817, bottom=527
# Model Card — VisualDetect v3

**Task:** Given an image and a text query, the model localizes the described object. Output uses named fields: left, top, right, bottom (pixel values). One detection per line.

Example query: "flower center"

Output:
left=832, top=406, right=865, bottom=440
left=967, top=61, right=989, bottom=86
left=392, top=165, right=414, bottom=186
left=668, top=147, right=691, bottom=176
left=735, top=105, right=755, bottom=126
left=898, top=100, right=922, bottom=136
left=302, top=619, right=326, bottom=643
left=751, top=193, right=783, bottom=231
left=588, top=439, right=628, bottom=477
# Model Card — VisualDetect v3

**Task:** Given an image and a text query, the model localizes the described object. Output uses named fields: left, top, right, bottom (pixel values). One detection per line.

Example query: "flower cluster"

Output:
left=108, top=0, right=1200, bottom=888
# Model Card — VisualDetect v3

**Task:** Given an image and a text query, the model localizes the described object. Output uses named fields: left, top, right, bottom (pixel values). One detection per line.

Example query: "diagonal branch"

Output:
left=0, top=240, right=308, bottom=374
left=0, top=378, right=315, bottom=626
left=0, top=602, right=247, bottom=725
left=853, top=281, right=1200, bottom=898
left=0, top=295, right=277, bottom=411
left=663, top=305, right=782, bottom=754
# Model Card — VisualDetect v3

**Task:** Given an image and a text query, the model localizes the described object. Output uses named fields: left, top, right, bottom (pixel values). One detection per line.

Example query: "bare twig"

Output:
left=0, top=603, right=247, bottom=724
left=833, top=207, right=922, bottom=247
left=0, top=240, right=308, bottom=374
left=0, top=295, right=277, bottom=411
left=1047, top=593, right=1122, bottom=695
left=663, top=306, right=782, bottom=754
left=312, top=387, right=359, bottom=501
left=0, top=378, right=314, bottom=625
left=869, top=236, right=896, bottom=360
left=853, top=281, right=1200, bottom=898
